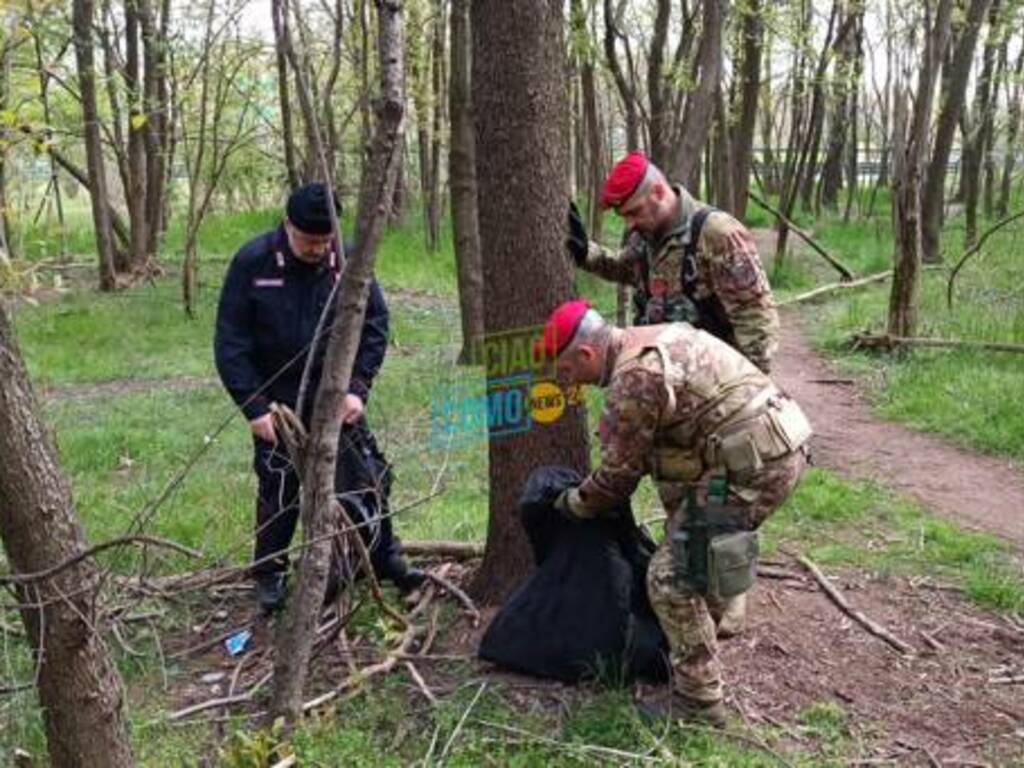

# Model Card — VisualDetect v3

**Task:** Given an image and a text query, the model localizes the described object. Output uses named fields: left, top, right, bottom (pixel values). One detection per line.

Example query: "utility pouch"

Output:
left=767, top=397, right=813, bottom=453
left=716, top=431, right=764, bottom=474
left=708, top=530, right=759, bottom=598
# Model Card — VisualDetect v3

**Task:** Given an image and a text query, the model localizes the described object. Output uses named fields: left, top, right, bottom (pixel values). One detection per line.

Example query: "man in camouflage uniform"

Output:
left=537, top=300, right=810, bottom=725
left=567, top=151, right=779, bottom=374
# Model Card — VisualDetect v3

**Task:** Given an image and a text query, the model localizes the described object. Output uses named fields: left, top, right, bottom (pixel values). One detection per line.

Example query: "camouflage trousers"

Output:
left=646, top=448, right=807, bottom=703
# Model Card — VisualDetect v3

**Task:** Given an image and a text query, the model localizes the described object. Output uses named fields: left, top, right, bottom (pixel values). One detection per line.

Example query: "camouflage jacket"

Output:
left=580, top=186, right=779, bottom=372
left=565, top=323, right=775, bottom=520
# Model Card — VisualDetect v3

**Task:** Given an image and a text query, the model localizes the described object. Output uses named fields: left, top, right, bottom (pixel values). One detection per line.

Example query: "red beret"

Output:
left=535, top=300, right=591, bottom=361
left=600, top=151, right=649, bottom=209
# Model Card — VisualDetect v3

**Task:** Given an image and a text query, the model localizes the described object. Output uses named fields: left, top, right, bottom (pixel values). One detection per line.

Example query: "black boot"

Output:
left=380, top=554, right=426, bottom=594
left=255, top=572, right=288, bottom=614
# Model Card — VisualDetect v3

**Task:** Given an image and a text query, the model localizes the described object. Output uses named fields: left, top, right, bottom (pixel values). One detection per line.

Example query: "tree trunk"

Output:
left=0, top=305, right=134, bottom=767
left=604, top=0, right=640, bottom=150
left=27, top=0, right=67, bottom=258
left=471, top=0, right=590, bottom=604
left=964, top=0, right=1002, bottom=247
left=983, top=37, right=1007, bottom=220
left=921, top=0, right=992, bottom=263
left=731, top=0, right=762, bottom=219
left=889, top=0, right=954, bottom=338
left=997, top=42, right=1024, bottom=216
left=673, top=0, right=725, bottom=190
left=73, top=0, right=118, bottom=290
left=427, top=0, right=445, bottom=249
left=270, top=0, right=406, bottom=723
left=711, top=86, right=733, bottom=211
left=125, top=0, right=150, bottom=271
left=0, top=27, right=14, bottom=261
left=273, top=0, right=301, bottom=189
left=449, top=0, right=483, bottom=363
left=139, top=0, right=168, bottom=264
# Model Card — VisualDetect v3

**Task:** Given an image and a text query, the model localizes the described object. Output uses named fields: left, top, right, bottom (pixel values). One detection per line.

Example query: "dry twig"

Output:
left=798, top=555, right=914, bottom=655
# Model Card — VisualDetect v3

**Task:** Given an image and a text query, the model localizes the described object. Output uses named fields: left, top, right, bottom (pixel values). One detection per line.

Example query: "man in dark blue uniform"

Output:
left=215, top=182, right=423, bottom=613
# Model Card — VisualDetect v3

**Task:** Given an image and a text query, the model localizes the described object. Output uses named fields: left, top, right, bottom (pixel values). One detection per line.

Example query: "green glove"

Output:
left=567, top=201, right=589, bottom=267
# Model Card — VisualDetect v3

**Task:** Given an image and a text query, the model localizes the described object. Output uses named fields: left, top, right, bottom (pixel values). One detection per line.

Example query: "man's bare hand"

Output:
left=250, top=413, right=277, bottom=444
left=339, top=393, right=365, bottom=425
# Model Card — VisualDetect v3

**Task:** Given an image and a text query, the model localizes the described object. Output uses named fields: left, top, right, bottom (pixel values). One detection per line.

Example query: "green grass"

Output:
left=763, top=469, right=1024, bottom=614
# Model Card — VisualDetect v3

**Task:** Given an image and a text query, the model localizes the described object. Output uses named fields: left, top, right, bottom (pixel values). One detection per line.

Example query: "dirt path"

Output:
left=774, top=308, right=1024, bottom=549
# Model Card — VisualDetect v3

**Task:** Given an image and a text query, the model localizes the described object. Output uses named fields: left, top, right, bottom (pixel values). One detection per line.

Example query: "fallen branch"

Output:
left=781, top=270, right=892, bottom=306
left=401, top=540, right=483, bottom=560
left=758, top=565, right=807, bottom=582
left=168, top=670, right=273, bottom=722
left=424, top=569, right=481, bottom=627
left=302, top=622, right=423, bottom=712
left=990, top=675, right=1024, bottom=685
left=404, top=661, right=438, bottom=706
left=797, top=555, right=914, bottom=655
left=849, top=333, right=1024, bottom=355
left=920, top=630, right=946, bottom=653
left=747, top=190, right=855, bottom=280
left=947, top=208, right=1024, bottom=308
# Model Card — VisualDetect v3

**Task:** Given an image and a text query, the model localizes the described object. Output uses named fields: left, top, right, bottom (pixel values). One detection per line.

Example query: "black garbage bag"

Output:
left=478, top=465, right=669, bottom=683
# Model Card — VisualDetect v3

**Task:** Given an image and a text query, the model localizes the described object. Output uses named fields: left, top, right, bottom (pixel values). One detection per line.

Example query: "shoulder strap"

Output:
left=682, top=206, right=717, bottom=293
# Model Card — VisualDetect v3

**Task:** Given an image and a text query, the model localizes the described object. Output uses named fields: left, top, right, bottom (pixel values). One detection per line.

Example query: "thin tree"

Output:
left=889, top=0, right=954, bottom=337
left=731, top=0, right=763, bottom=219
left=448, top=0, right=483, bottom=362
left=270, top=0, right=406, bottom=722
left=921, top=0, right=993, bottom=263
left=72, top=0, right=118, bottom=290
left=471, top=0, right=590, bottom=604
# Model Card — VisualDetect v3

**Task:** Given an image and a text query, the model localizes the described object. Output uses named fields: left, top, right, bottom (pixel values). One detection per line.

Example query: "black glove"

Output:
left=567, top=200, right=589, bottom=267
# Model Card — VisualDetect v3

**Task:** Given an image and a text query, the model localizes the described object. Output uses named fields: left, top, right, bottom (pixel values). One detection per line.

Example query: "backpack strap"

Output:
left=682, top=206, right=717, bottom=296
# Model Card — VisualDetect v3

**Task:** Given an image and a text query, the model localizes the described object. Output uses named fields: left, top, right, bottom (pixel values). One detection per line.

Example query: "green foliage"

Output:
left=219, top=719, right=293, bottom=768
left=797, top=701, right=849, bottom=743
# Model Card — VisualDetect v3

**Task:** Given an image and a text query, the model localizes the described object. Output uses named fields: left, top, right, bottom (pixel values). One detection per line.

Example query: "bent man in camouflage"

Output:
left=538, top=300, right=810, bottom=726
left=567, top=152, right=779, bottom=373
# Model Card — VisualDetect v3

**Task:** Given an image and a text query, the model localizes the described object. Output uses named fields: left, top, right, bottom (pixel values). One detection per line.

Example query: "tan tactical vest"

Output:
left=612, top=324, right=810, bottom=507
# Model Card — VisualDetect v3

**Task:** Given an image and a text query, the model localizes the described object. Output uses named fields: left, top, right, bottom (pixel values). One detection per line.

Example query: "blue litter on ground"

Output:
left=225, top=629, right=252, bottom=657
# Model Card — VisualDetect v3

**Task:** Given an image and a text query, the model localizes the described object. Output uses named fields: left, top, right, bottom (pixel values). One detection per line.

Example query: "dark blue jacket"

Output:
left=214, top=225, right=389, bottom=422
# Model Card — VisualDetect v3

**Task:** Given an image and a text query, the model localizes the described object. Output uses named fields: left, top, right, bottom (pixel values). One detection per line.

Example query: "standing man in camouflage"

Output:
left=567, top=151, right=779, bottom=374
left=537, top=300, right=810, bottom=725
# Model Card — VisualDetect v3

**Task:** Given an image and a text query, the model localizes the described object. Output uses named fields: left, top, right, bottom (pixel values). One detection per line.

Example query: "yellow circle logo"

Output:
left=529, top=381, right=566, bottom=424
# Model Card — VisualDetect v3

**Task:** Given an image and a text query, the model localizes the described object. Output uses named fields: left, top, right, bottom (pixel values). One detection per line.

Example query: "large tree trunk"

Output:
left=471, top=0, right=590, bottom=604
left=449, top=0, right=483, bottom=363
left=0, top=304, right=134, bottom=767
left=270, top=0, right=406, bottom=723
left=890, top=0, right=954, bottom=337
left=73, top=0, right=118, bottom=290
left=731, top=0, right=762, bottom=219
left=673, top=0, right=725, bottom=189
left=921, top=0, right=992, bottom=263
